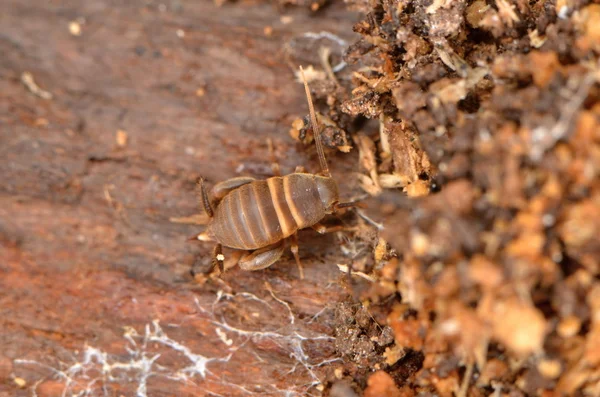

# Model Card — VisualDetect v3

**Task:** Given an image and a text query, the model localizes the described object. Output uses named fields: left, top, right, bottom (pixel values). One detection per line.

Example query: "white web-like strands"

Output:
left=15, top=320, right=231, bottom=397
left=14, top=290, right=338, bottom=397
left=195, top=292, right=340, bottom=395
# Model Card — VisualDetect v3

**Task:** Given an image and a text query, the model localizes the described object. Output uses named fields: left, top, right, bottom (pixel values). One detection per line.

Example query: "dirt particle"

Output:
left=363, top=371, right=402, bottom=397
left=116, top=129, right=128, bottom=147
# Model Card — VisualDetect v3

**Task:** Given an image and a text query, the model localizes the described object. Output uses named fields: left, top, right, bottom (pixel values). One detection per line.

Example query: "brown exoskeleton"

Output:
left=191, top=67, right=356, bottom=279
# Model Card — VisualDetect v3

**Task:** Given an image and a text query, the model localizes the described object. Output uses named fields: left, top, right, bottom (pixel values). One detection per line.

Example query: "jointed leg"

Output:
left=213, top=243, right=224, bottom=274
left=311, top=223, right=357, bottom=234
left=170, top=213, right=211, bottom=225
left=189, top=229, right=214, bottom=241
left=210, top=247, right=245, bottom=276
left=239, top=242, right=285, bottom=271
left=193, top=178, right=249, bottom=278
left=289, top=232, right=304, bottom=279
left=211, top=176, right=256, bottom=203
left=333, top=200, right=367, bottom=212
left=332, top=194, right=370, bottom=213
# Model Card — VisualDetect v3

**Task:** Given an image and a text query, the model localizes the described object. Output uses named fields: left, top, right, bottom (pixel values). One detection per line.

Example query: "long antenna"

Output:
left=299, top=66, right=330, bottom=177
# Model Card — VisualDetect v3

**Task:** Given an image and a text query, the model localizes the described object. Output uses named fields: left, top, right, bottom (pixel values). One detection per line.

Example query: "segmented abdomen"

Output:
left=210, top=174, right=325, bottom=250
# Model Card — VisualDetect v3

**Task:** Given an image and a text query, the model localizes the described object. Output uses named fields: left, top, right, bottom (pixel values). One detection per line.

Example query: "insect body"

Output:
left=192, top=66, right=353, bottom=278
left=210, top=174, right=339, bottom=250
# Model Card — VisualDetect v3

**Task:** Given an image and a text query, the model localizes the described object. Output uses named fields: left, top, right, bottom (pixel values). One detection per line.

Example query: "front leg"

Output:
left=238, top=242, right=285, bottom=271
left=311, top=223, right=357, bottom=234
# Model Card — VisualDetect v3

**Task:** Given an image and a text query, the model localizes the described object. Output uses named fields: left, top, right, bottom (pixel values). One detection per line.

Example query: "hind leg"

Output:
left=211, top=177, right=256, bottom=203
left=239, top=242, right=285, bottom=271
left=210, top=139, right=278, bottom=204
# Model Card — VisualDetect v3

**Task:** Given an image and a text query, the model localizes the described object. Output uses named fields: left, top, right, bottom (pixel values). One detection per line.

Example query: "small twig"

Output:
left=103, top=184, right=132, bottom=227
left=21, top=72, right=53, bottom=99
left=352, top=72, right=385, bottom=90
left=103, top=184, right=115, bottom=208
left=457, top=358, right=474, bottom=397
left=337, top=264, right=376, bottom=282
left=379, top=114, right=391, bottom=156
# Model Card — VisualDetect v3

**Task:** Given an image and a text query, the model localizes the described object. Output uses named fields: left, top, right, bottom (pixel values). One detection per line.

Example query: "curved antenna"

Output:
left=299, top=66, right=330, bottom=177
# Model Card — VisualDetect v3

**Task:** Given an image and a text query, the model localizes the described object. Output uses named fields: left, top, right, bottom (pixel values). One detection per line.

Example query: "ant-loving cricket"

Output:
left=188, top=66, right=361, bottom=279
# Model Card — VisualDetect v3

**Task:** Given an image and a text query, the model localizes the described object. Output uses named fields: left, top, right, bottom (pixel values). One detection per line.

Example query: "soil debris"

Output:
left=308, top=0, right=600, bottom=395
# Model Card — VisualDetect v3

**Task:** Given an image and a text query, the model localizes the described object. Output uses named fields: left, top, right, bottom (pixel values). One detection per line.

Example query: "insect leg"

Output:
left=211, top=177, right=256, bottom=203
left=170, top=213, right=211, bottom=225
left=311, top=223, right=357, bottom=234
left=294, top=165, right=306, bottom=173
left=188, top=230, right=213, bottom=242
left=333, top=200, right=368, bottom=212
left=267, top=138, right=281, bottom=176
left=239, top=242, right=285, bottom=271
left=208, top=247, right=245, bottom=276
left=289, top=232, right=304, bottom=280
left=212, top=243, right=225, bottom=274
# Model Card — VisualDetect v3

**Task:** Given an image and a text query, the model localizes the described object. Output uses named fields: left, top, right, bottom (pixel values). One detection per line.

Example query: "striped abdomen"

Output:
left=209, top=173, right=338, bottom=250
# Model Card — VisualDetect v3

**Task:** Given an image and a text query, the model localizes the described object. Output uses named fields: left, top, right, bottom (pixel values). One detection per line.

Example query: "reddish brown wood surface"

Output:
left=0, top=2, right=359, bottom=396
